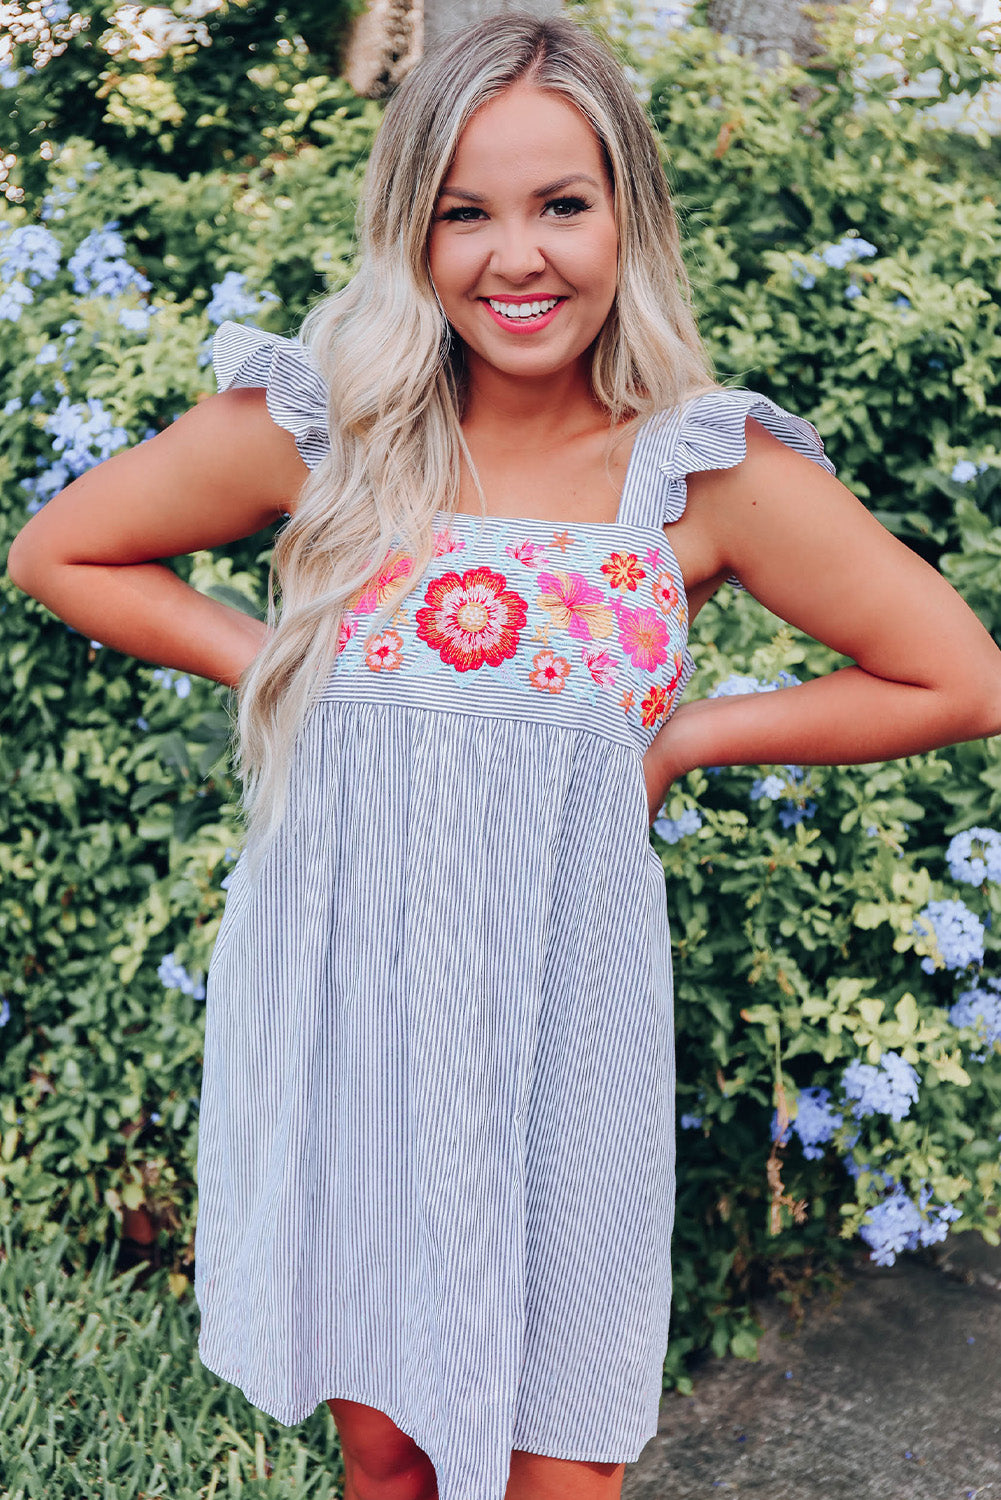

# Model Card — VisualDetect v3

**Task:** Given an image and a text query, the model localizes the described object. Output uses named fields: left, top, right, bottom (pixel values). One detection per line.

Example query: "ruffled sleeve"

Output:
left=212, top=320, right=331, bottom=475
left=658, top=388, right=836, bottom=588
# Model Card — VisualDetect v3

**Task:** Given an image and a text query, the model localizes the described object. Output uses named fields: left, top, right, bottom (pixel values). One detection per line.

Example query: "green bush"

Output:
left=2, top=0, right=1000, bottom=1401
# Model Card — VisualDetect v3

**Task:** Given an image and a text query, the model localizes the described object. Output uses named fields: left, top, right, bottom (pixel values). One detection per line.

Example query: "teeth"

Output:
left=488, top=297, right=559, bottom=320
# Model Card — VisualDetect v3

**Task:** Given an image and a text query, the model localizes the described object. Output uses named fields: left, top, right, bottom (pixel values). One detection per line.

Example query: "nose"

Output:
left=487, top=221, right=547, bottom=283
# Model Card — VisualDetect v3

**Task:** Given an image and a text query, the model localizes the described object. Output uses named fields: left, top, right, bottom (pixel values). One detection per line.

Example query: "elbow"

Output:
left=5, top=538, right=36, bottom=595
left=949, top=672, right=1001, bottom=744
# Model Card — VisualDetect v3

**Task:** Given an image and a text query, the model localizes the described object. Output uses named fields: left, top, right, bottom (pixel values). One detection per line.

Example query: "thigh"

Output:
left=505, top=1448, right=626, bottom=1500
left=327, top=1398, right=436, bottom=1483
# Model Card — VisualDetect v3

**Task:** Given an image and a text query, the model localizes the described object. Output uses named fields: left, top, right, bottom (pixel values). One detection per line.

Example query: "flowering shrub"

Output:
left=1, top=2, right=1000, bottom=1395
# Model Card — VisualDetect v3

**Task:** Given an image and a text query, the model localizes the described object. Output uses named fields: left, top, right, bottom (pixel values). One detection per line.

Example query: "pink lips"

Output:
left=482, top=297, right=566, bottom=334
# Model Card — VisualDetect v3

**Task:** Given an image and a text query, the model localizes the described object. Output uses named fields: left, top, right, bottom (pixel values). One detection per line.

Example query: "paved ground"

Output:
left=624, top=1232, right=1001, bottom=1500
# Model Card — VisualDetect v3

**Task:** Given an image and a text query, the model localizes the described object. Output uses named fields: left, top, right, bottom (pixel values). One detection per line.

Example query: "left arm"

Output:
left=644, top=417, right=1001, bottom=818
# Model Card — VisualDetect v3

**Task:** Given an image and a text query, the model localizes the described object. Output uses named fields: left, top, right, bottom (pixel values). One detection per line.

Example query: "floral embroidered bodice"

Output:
left=322, top=512, right=693, bottom=756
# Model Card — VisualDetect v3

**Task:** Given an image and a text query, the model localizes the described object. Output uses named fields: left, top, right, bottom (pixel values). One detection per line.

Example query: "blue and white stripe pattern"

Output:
left=197, top=323, right=835, bottom=1498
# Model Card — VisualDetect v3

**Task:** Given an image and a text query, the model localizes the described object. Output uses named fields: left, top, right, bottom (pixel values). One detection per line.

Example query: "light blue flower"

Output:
left=151, top=667, right=192, bottom=699
left=653, top=807, right=702, bottom=844
left=43, top=396, right=129, bottom=476
left=949, top=978, right=1001, bottom=1052
left=709, top=673, right=771, bottom=698
left=778, top=801, right=817, bottom=828
left=772, top=1085, right=842, bottom=1160
left=0, top=282, right=34, bottom=321
left=157, top=951, right=206, bottom=1000
left=0, top=997, right=9, bottom=1027
left=118, top=306, right=152, bottom=333
left=951, top=459, right=979, bottom=484
left=844, top=282, right=863, bottom=301
left=894, top=295, right=911, bottom=309
left=790, top=258, right=817, bottom=290
left=0, top=224, right=62, bottom=286
left=751, top=774, right=786, bottom=802
left=858, top=1186, right=955, bottom=1266
left=946, top=826, right=1001, bottom=886
left=36, top=342, right=59, bottom=365
left=841, top=1050, right=919, bottom=1122
left=2, top=396, right=23, bottom=415
left=914, top=898, right=985, bottom=972
left=68, top=223, right=152, bottom=299
left=205, top=270, right=279, bottom=326
left=679, top=1112, right=703, bottom=1129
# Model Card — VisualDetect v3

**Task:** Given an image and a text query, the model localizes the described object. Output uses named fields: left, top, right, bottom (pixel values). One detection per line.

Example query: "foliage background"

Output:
left=1, top=1, right=1001, bottom=1489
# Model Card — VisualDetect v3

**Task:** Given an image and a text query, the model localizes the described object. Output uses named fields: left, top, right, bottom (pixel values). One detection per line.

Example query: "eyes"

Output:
left=435, top=195, right=594, bottom=225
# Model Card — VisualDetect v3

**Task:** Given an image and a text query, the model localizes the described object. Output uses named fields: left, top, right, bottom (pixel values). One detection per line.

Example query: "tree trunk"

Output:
left=343, top=0, right=560, bottom=97
left=705, top=0, right=849, bottom=70
left=423, top=0, right=560, bottom=56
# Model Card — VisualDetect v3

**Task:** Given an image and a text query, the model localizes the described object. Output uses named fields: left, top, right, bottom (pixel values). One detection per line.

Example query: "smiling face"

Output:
left=427, top=82, right=619, bottom=393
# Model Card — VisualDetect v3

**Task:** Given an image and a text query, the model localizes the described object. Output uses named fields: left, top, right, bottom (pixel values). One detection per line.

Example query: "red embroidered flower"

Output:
left=617, top=605, right=669, bottom=671
left=642, top=651, right=686, bottom=723
left=536, top=569, right=614, bottom=641
left=529, top=650, right=571, bottom=694
left=600, top=551, right=646, bottom=591
left=641, top=684, right=669, bottom=726
left=652, top=570, right=680, bottom=617
left=364, top=629, right=404, bottom=671
left=416, top=566, right=527, bottom=671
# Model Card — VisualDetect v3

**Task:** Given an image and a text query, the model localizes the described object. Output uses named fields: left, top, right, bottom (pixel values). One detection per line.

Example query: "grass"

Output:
left=0, top=1221, right=346, bottom=1499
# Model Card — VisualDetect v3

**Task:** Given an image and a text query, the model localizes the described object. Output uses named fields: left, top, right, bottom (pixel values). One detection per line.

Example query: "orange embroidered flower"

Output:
left=617, top=605, right=669, bottom=671
left=600, top=551, right=646, bottom=591
left=416, top=566, right=527, bottom=671
left=619, top=689, right=635, bottom=714
left=652, top=570, right=680, bottom=617
left=529, top=650, right=571, bottom=694
left=364, top=629, right=404, bottom=671
left=580, top=644, right=618, bottom=686
left=536, top=569, right=615, bottom=641
left=641, top=684, right=670, bottom=726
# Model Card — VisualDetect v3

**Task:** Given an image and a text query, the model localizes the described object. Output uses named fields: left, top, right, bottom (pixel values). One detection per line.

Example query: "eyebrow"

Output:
left=436, top=173, right=602, bottom=203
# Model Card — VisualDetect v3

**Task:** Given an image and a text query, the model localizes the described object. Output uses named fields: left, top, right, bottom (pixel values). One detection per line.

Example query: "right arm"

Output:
left=5, top=387, right=310, bottom=690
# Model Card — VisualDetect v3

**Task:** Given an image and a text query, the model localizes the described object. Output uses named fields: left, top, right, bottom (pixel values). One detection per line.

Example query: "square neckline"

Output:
left=432, top=409, right=663, bottom=534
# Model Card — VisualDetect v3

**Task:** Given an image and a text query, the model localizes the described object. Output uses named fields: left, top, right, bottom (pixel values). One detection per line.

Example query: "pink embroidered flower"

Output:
left=600, top=550, right=646, bottom=591
left=529, top=650, right=571, bottom=694
left=536, top=569, right=615, bottom=641
left=336, top=616, right=358, bottom=655
left=580, top=644, right=618, bottom=686
left=433, top=528, right=465, bottom=557
left=652, top=570, right=680, bottom=617
left=354, top=551, right=413, bottom=613
left=643, top=545, right=664, bottom=572
left=364, top=629, right=404, bottom=671
left=505, top=539, right=548, bottom=568
left=617, top=605, right=669, bottom=671
left=416, top=566, right=527, bottom=671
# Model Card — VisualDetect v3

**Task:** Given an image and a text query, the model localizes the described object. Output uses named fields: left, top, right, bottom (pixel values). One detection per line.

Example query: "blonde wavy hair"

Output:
left=233, top=10, right=722, bottom=876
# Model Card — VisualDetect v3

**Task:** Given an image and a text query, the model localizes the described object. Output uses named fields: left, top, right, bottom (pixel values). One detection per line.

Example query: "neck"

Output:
left=461, top=351, right=606, bottom=443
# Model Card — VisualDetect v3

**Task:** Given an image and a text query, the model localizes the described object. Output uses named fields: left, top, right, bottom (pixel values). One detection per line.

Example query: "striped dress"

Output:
left=195, top=321, right=835, bottom=1499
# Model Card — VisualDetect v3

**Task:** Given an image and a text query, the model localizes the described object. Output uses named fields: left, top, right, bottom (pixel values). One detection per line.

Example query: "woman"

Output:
left=8, top=13, right=1001, bottom=1500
